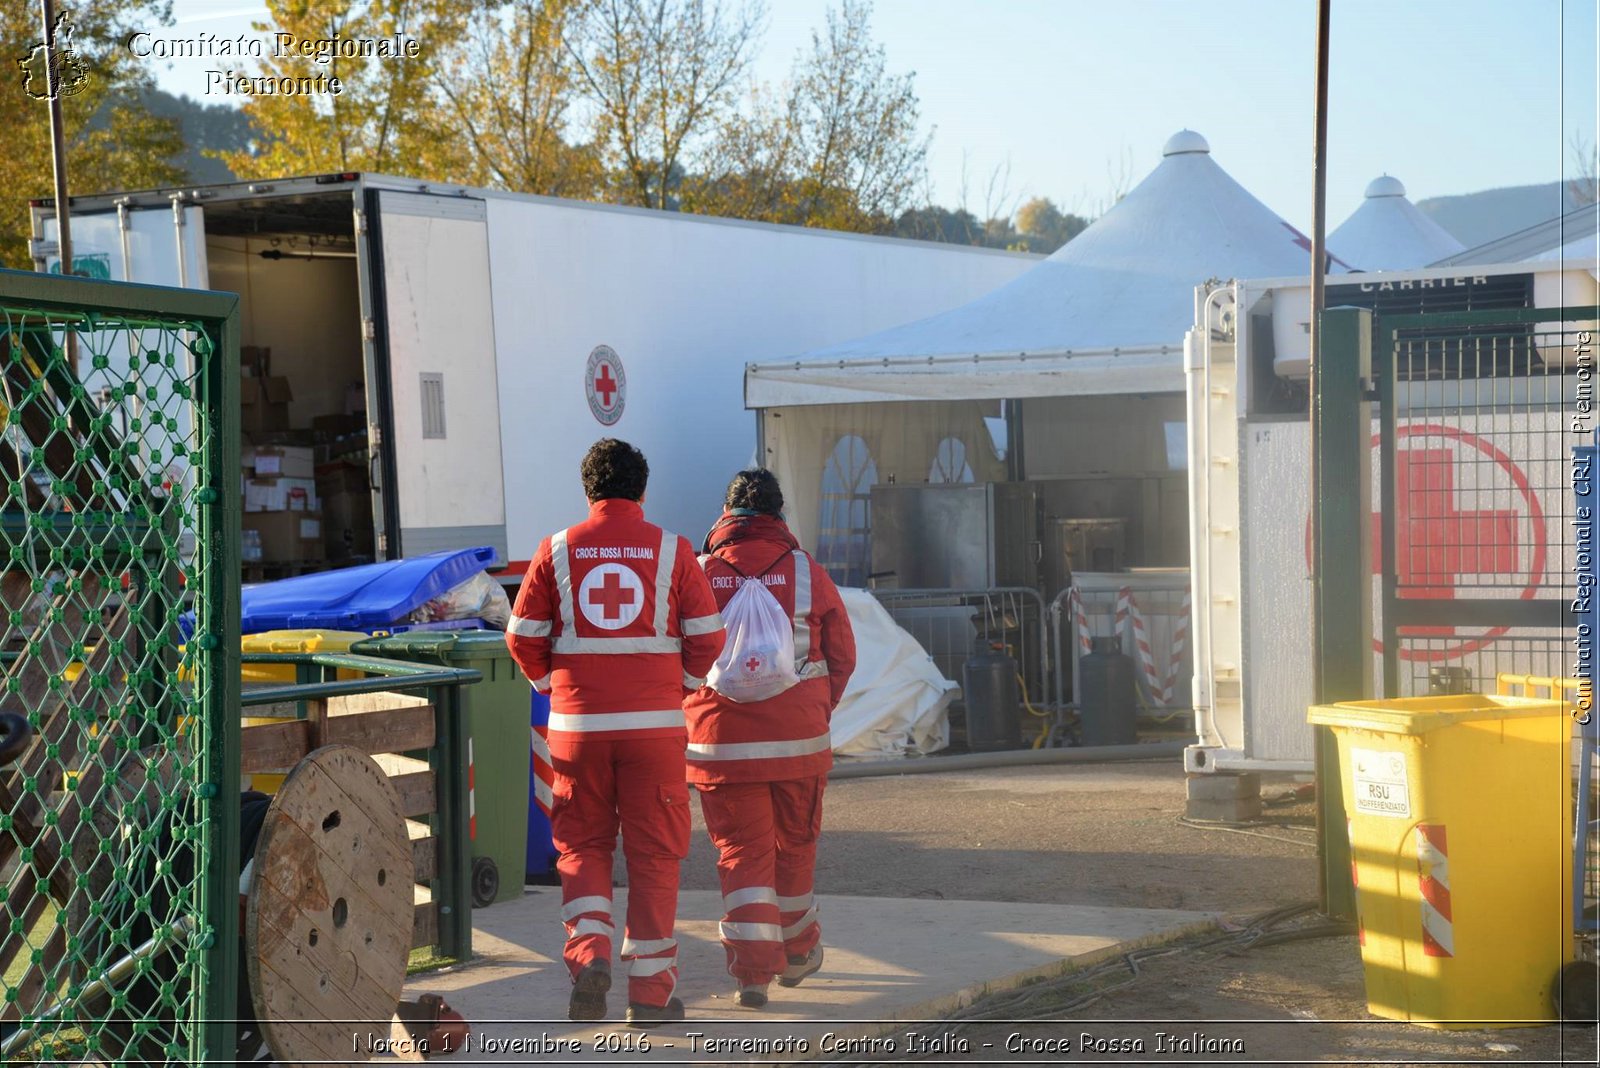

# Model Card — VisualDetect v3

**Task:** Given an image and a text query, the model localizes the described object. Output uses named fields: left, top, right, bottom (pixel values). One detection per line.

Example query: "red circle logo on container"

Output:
left=1303, top=424, right=1547, bottom=662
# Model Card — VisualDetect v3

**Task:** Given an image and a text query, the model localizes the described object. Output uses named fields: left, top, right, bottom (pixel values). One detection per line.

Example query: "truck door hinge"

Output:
left=353, top=208, right=367, bottom=236
left=362, top=318, right=377, bottom=341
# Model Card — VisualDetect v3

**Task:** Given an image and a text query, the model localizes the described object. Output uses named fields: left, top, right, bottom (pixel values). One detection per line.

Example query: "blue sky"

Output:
left=156, top=0, right=1598, bottom=229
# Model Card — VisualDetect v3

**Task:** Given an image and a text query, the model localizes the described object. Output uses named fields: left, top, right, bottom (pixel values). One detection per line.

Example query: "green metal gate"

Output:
left=0, top=269, right=239, bottom=1063
left=1313, top=301, right=1598, bottom=919
left=1373, top=305, right=1592, bottom=694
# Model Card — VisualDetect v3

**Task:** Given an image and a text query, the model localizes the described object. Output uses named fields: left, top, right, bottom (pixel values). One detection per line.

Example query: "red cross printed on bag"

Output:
left=1304, top=424, right=1546, bottom=662
left=744, top=654, right=762, bottom=674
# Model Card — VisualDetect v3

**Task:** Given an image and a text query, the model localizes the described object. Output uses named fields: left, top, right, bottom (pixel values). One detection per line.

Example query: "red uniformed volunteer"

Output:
left=506, top=439, right=724, bottom=1027
left=685, top=469, right=856, bottom=1008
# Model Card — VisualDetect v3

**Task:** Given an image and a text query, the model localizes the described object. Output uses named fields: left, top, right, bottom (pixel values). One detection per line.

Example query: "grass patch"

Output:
left=407, top=948, right=463, bottom=976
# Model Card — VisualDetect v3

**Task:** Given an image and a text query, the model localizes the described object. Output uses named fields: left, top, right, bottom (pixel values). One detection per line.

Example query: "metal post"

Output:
left=39, top=0, right=72, bottom=273
left=1312, top=307, right=1373, bottom=922
left=201, top=307, right=243, bottom=1064
left=39, top=0, right=76, bottom=373
left=432, top=682, right=473, bottom=960
left=1305, top=0, right=1343, bottom=921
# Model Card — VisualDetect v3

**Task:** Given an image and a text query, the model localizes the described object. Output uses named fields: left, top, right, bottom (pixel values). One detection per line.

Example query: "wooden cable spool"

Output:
left=245, top=745, right=416, bottom=1066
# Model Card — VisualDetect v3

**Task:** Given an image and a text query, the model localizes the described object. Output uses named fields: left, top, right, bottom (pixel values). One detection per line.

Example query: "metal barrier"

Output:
left=239, top=651, right=481, bottom=962
left=1052, top=579, right=1192, bottom=719
left=870, top=585, right=1050, bottom=712
left=0, top=268, right=238, bottom=1063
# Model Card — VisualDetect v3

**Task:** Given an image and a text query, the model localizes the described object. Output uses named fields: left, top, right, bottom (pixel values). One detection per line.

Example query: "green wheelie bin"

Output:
left=353, top=630, right=530, bottom=907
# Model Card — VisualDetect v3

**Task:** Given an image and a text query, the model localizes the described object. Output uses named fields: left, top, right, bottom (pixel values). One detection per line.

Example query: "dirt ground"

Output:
left=674, top=759, right=1595, bottom=1066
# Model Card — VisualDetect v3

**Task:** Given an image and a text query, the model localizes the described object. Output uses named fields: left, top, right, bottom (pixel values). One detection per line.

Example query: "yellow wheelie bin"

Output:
left=240, top=629, right=370, bottom=791
left=1308, top=694, right=1573, bottom=1027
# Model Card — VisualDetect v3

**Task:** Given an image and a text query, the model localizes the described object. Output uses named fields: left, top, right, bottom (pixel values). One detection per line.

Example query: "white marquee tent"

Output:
left=1328, top=175, right=1466, bottom=270
left=746, top=130, right=1334, bottom=574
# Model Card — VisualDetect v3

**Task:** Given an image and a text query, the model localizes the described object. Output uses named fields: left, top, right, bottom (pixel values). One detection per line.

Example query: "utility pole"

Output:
left=1308, top=0, right=1358, bottom=920
left=39, top=0, right=77, bottom=372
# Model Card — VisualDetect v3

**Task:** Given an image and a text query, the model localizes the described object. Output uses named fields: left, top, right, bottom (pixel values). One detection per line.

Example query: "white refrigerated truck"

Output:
left=30, top=173, right=1034, bottom=578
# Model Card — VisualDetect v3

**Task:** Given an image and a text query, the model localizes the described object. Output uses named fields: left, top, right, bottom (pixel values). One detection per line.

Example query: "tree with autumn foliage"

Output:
left=219, top=0, right=470, bottom=179
left=0, top=1, right=186, bottom=268
left=686, top=0, right=928, bottom=232
left=565, top=0, right=765, bottom=210
left=434, top=0, right=602, bottom=196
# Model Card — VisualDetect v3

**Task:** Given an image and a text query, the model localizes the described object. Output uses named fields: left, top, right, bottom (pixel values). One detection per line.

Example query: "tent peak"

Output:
left=1364, top=174, right=1406, bottom=198
left=1162, top=129, right=1210, bottom=157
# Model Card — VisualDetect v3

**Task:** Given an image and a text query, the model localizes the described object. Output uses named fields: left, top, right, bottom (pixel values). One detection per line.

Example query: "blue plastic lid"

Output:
left=238, top=546, right=499, bottom=634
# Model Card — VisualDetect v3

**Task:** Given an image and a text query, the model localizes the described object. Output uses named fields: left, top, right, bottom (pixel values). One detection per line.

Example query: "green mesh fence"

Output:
left=0, top=269, right=239, bottom=1065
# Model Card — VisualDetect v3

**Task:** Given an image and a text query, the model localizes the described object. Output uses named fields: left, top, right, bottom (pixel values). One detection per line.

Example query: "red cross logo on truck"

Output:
left=593, top=364, right=618, bottom=407
left=577, top=563, right=644, bottom=630
left=1306, top=424, right=1546, bottom=661
left=585, top=345, right=626, bottom=426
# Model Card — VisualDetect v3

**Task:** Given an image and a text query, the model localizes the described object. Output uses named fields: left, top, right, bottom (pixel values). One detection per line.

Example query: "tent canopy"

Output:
left=747, top=130, right=1331, bottom=408
left=1329, top=176, right=1466, bottom=270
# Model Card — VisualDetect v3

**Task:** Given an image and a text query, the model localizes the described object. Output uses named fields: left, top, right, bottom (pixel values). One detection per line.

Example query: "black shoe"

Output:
left=778, top=945, right=823, bottom=988
left=568, top=961, right=611, bottom=1022
left=736, top=983, right=769, bottom=1008
left=625, top=996, right=685, bottom=1028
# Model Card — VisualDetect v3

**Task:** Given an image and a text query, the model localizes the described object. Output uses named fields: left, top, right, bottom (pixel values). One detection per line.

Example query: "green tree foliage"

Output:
left=218, top=0, right=470, bottom=179
left=435, top=0, right=602, bottom=196
left=1, top=1, right=186, bottom=268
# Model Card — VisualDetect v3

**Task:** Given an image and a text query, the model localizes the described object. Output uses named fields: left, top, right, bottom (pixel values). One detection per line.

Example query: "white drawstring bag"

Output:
left=706, top=574, right=798, bottom=703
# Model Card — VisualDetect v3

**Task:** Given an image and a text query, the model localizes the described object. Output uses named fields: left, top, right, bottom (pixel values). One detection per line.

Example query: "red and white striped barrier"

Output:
left=467, top=737, right=477, bottom=841
left=1416, top=823, right=1453, bottom=957
left=1068, top=586, right=1193, bottom=706
left=1069, top=587, right=1093, bottom=656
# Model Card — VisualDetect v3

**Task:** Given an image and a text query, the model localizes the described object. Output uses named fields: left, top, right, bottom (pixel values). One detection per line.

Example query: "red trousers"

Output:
left=695, top=776, right=825, bottom=986
left=549, top=737, right=690, bottom=1007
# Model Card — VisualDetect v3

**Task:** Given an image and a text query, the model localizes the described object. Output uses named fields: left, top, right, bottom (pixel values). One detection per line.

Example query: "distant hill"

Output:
left=1415, top=181, right=1585, bottom=249
left=140, top=89, right=251, bottom=186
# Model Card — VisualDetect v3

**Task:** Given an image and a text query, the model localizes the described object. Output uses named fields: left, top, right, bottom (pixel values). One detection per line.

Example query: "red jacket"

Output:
left=683, top=512, right=856, bottom=783
left=507, top=499, right=725, bottom=746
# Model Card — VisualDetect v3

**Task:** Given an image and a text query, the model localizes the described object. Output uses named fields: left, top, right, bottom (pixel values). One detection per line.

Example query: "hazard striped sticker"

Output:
left=1416, top=823, right=1453, bottom=957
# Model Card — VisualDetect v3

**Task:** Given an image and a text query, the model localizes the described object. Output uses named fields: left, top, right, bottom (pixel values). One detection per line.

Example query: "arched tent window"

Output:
left=928, top=437, right=975, bottom=483
left=818, top=434, right=877, bottom=586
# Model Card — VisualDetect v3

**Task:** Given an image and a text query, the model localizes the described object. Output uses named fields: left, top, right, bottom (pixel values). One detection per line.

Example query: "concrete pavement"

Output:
left=396, top=889, right=1214, bottom=1064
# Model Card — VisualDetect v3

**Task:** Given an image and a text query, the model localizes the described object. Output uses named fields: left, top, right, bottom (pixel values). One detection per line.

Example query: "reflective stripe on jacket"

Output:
left=507, top=499, right=725, bottom=745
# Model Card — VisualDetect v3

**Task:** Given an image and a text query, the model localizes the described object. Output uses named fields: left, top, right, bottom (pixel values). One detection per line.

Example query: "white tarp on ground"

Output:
left=1329, top=176, right=1466, bottom=270
left=830, top=589, right=955, bottom=759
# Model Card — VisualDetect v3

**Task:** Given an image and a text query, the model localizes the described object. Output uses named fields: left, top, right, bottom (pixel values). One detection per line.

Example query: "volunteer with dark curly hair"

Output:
left=685, top=468, right=856, bottom=1009
left=507, top=438, right=725, bottom=1027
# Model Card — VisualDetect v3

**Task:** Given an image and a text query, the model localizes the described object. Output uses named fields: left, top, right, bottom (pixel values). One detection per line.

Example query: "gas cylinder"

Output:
left=962, top=647, right=1023, bottom=751
left=1078, top=635, right=1138, bottom=746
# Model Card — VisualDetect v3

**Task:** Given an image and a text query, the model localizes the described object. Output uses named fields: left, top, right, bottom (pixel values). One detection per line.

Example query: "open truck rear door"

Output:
left=32, top=199, right=209, bottom=509
left=34, top=198, right=208, bottom=287
left=363, top=191, right=508, bottom=563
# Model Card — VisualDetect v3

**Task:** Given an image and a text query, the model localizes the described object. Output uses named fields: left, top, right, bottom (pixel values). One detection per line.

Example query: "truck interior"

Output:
left=201, top=191, right=377, bottom=577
